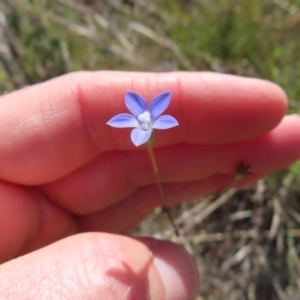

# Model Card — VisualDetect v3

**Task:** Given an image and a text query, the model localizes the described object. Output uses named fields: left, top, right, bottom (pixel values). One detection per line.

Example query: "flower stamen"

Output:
left=138, top=111, right=152, bottom=129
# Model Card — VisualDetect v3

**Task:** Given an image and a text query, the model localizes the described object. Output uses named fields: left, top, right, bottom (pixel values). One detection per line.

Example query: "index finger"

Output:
left=0, top=71, right=287, bottom=184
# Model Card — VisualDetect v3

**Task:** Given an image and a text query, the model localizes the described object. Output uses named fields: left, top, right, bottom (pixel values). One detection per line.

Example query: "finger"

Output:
left=43, top=115, right=300, bottom=215
left=0, top=233, right=199, bottom=300
left=0, top=72, right=286, bottom=184
left=0, top=181, right=76, bottom=263
left=218, top=114, right=300, bottom=172
left=77, top=173, right=266, bottom=234
left=87, top=174, right=230, bottom=233
left=17, top=197, right=77, bottom=256
left=0, top=182, right=39, bottom=262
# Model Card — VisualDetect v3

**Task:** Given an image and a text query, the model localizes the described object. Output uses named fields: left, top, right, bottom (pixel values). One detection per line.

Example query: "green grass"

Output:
left=1, top=0, right=300, bottom=298
left=2, top=0, right=300, bottom=100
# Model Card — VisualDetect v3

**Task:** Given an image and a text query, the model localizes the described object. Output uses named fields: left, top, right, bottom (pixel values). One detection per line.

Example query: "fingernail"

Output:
left=150, top=240, right=199, bottom=300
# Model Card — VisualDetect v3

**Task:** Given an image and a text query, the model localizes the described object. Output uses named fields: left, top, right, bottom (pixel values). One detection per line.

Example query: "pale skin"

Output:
left=0, top=71, right=300, bottom=299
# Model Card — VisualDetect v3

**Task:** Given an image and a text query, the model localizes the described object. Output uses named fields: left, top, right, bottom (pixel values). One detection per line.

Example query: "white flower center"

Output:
left=138, top=111, right=152, bottom=129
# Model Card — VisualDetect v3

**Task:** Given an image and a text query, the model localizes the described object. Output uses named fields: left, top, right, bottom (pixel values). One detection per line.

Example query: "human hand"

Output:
left=0, top=71, right=300, bottom=299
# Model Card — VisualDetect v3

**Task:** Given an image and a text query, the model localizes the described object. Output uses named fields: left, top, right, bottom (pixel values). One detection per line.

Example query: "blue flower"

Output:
left=107, top=91, right=179, bottom=146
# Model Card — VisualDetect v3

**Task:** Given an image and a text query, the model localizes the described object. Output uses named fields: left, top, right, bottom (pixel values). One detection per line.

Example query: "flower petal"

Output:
left=107, top=113, right=140, bottom=128
left=149, top=91, right=171, bottom=120
left=152, top=115, right=179, bottom=129
left=125, top=91, right=147, bottom=117
left=131, top=128, right=152, bottom=146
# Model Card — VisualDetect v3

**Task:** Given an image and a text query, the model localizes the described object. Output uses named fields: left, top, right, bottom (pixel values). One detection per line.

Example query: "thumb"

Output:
left=0, top=233, right=199, bottom=300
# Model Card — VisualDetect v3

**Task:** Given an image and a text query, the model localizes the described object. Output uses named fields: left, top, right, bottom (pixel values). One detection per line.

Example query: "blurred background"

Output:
left=1, top=0, right=300, bottom=299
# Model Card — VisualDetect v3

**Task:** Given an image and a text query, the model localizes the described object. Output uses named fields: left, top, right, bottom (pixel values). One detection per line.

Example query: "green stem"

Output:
left=147, top=140, right=179, bottom=236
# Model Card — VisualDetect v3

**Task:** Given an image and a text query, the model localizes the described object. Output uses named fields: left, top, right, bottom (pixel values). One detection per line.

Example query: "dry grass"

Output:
left=139, top=173, right=300, bottom=299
